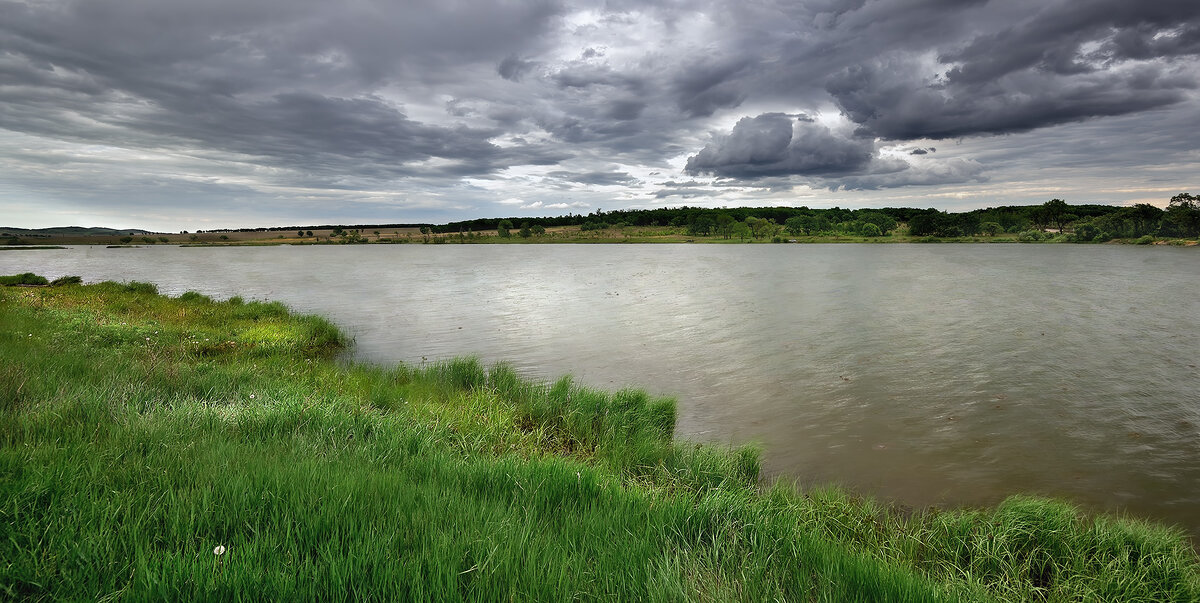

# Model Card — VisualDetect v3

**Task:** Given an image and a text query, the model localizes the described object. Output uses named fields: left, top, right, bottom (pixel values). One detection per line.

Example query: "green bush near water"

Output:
left=0, top=272, right=50, bottom=286
left=1, top=276, right=1197, bottom=601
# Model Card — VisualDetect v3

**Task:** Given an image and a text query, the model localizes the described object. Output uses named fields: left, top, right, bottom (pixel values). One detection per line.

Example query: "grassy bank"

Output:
left=2, top=278, right=1198, bottom=601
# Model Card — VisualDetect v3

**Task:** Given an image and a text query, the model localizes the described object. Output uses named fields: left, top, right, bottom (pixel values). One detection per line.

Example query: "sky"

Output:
left=1, top=0, right=1197, bottom=231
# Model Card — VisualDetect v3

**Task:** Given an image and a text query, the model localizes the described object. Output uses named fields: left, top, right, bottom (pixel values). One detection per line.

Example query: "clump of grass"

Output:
left=0, top=272, right=49, bottom=285
left=1, top=276, right=1197, bottom=601
left=49, top=275, right=82, bottom=286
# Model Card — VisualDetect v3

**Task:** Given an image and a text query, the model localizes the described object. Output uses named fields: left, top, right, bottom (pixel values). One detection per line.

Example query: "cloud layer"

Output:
left=0, top=0, right=1196, bottom=228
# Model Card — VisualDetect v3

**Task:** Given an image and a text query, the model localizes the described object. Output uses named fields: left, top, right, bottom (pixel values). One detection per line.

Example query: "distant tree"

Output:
left=1073, top=220, right=1101, bottom=241
left=785, top=216, right=808, bottom=236
left=518, top=222, right=532, bottom=238
left=189, top=234, right=199, bottom=242
left=1118, top=204, right=1164, bottom=237
left=857, top=211, right=897, bottom=234
left=1041, top=199, right=1070, bottom=233
left=306, top=231, right=313, bottom=237
left=119, top=236, right=133, bottom=244
left=298, top=230, right=305, bottom=237
left=219, top=235, right=229, bottom=240
left=715, top=213, right=735, bottom=239
left=732, top=221, right=751, bottom=242
left=861, top=223, right=883, bottom=237
left=980, top=222, right=1002, bottom=236
left=531, top=224, right=546, bottom=236
left=142, top=237, right=156, bottom=244
left=1164, top=192, right=1200, bottom=237
left=687, top=215, right=715, bottom=236
left=907, top=211, right=939, bottom=236
left=745, top=216, right=777, bottom=239
left=957, top=212, right=981, bottom=236
left=497, top=220, right=513, bottom=238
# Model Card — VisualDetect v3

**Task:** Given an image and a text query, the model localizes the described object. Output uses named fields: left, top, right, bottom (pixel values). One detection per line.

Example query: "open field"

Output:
left=2, top=277, right=1198, bottom=600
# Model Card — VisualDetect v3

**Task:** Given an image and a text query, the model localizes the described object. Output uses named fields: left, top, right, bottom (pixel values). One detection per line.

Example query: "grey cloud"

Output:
left=685, top=113, right=874, bottom=178
left=0, top=0, right=1198, bottom=230
left=821, top=1, right=1200, bottom=141
left=830, top=157, right=986, bottom=191
left=827, top=58, right=1191, bottom=140
left=498, top=55, right=539, bottom=81
left=545, top=171, right=639, bottom=186
left=605, top=100, right=645, bottom=121
left=671, top=56, right=751, bottom=117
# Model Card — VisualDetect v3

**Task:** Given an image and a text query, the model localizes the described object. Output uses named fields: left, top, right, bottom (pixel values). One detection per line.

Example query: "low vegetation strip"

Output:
left=2, top=277, right=1197, bottom=601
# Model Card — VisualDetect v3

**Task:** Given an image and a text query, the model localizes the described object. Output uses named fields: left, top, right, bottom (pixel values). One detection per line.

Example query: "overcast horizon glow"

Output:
left=1, top=0, right=1197, bottom=231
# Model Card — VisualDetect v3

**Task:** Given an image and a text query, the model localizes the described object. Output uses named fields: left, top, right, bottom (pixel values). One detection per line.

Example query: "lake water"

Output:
left=5, top=243, right=1199, bottom=536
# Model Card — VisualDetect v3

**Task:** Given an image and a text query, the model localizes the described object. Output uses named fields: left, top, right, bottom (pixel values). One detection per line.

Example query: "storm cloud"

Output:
left=0, top=0, right=1196, bottom=229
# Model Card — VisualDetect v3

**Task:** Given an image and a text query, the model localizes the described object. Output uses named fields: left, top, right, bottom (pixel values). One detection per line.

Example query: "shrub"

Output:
left=1017, top=230, right=1044, bottom=242
left=1136, top=235, right=1155, bottom=245
left=178, top=291, right=212, bottom=303
left=0, top=272, right=49, bottom=286
left=124, top=281, right=158, bottom=295
left=50, top=275, right=83, bottom=286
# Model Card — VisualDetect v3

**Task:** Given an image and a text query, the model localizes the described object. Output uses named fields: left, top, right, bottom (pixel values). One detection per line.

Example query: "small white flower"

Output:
left=213, top=545, right=226, bottom=556
left=249, top=394, right=256, bottom=399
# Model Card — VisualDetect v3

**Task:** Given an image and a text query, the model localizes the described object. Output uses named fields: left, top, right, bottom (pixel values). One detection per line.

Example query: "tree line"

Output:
left=431, top=193, right=1200, bottom=240
left=198, top=194, right=1199, bottom=241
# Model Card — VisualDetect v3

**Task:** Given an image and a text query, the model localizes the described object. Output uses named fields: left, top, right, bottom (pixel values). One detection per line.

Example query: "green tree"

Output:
left=857, top=211, right=896, bottom=234
left=731, top=222, right=751, bottom=242
left=119, top=236, right=133, bottom=244
left=518, top=222, right=532, bottom=238
left=715, top=213, right=735, bottom=239
left=745, top=216, right=776, bottom=239
left=531, top=224, right=546, bottom=236
left=1041, top=199, right=1070, bottom=233
left=980, top=222, right=1002, bottom=236
left=306, top=231, right=313, bottom=237
left=907, top=211, right=939, bottom=236
left=861, top=223, right=883, bottom=237
left=784, top=216, right=808, bottom=236
left=497, top=220, right=513, bottom=238
left=1164, top=192, right=1200, bottom=237
left=687, top=215, right=715, bottom=236
left=298, top=231, right=305, bottom=237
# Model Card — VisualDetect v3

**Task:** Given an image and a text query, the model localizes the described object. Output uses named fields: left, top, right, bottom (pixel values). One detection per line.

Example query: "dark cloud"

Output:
left=685, top=113, right=874, bottom=178
left=825, top=1, right=1200, bottom=140
left=0, top=0, right=1196, bottom=229
left=498, top=55, right=539, bottom=82
left=671, top=56, right=752, bottom=117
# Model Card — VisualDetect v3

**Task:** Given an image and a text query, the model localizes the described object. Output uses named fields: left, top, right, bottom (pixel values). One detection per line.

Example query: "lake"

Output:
left=5, top=243, right=1199, bottom=536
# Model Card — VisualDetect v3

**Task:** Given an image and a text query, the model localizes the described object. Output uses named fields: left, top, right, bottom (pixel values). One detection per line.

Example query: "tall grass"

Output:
left=2, top=277, right=1197, bottom=601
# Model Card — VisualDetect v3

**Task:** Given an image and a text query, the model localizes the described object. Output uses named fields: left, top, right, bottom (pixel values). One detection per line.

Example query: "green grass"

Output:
left=2, top=278, right=1197, bottom=601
